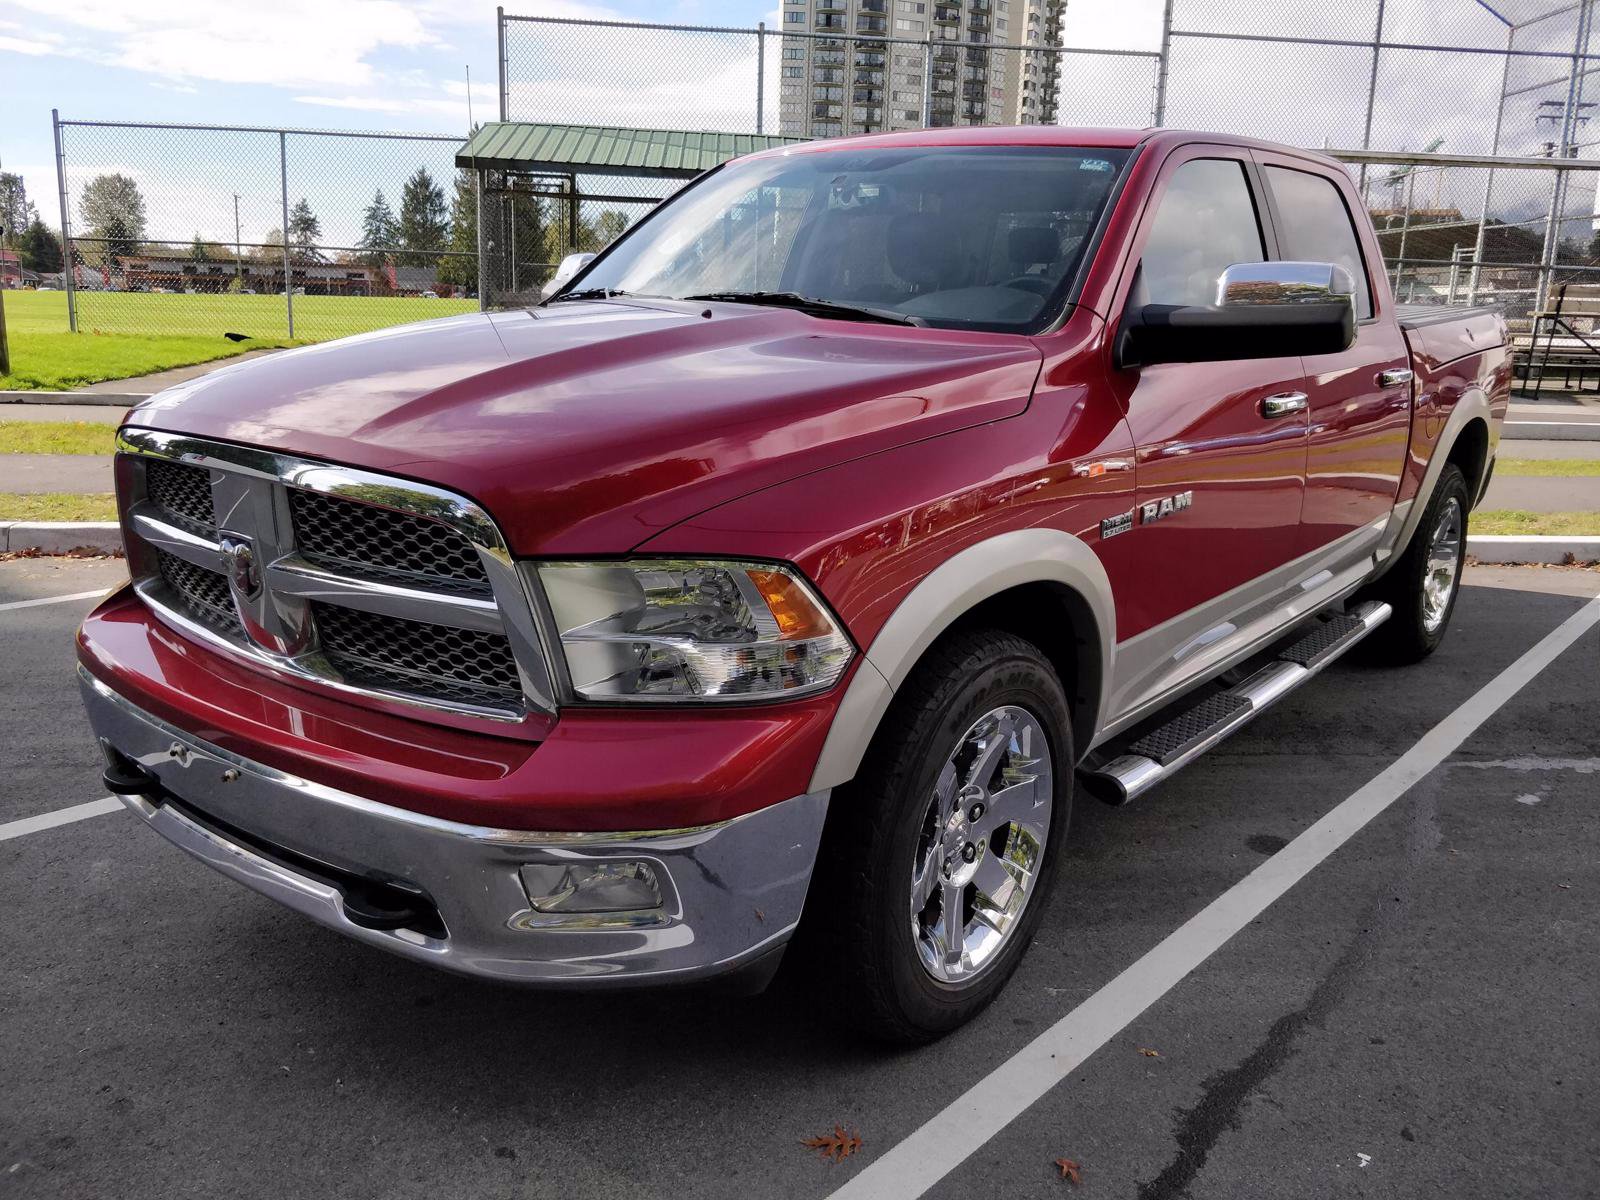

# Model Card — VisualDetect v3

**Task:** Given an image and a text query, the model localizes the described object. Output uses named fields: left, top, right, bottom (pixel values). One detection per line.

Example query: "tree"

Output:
left=79, top=173, right=148, bottom=268
left=398, top=167, right=449, bottom=267
left=358, top=189, right=398, bottom=269
left=288, top=198, right=323, bottom=260
left=190, top=232, right=209, bottom=265
left=437, top=171, right=480, bottom=290
left=18, top=216, right=62, bottom=274
left=0, top=172, right=26, bottom=249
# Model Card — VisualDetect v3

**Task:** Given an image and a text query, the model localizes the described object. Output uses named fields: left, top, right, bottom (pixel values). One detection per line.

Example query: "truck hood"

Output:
left=128, top=300, right=1043, bottom=554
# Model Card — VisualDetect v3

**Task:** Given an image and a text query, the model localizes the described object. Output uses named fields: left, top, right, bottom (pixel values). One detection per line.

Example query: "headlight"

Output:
left=533, top=559, right=853, bottom=701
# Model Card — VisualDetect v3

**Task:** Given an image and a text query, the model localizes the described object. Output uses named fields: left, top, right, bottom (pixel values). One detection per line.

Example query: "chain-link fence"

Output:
left=497, top=12, right=1162, bottom=136
left=51, top=116, right=479, bottom=343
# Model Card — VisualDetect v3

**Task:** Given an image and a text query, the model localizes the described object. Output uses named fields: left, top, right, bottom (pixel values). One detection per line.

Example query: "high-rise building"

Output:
left=777, top=0, right=1065, bottom=139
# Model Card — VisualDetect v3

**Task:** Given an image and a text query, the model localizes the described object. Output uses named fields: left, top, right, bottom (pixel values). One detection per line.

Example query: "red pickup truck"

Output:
left=79, top=126, right=1508, bottom=1041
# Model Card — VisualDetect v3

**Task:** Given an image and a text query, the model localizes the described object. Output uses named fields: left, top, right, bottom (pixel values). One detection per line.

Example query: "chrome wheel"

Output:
left=1422, top=496, right=1463, bottom=634
left=909, top=705, right=1053, bottom=984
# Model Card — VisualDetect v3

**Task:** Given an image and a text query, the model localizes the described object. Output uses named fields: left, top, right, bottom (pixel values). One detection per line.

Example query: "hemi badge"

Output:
left=1100, top=511, right=1134, bottom=540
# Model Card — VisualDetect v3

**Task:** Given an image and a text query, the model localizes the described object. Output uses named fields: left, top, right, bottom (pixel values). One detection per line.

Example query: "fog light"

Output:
left=519, top=861, right=663, bottom=914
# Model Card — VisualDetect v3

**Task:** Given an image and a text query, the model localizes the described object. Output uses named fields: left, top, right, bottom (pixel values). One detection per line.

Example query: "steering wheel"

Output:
left=1000, top=275, right=1055, bottom=297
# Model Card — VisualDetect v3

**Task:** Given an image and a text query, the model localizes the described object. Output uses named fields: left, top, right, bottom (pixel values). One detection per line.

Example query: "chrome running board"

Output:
left=1080, top=601, right=1392, bottom=806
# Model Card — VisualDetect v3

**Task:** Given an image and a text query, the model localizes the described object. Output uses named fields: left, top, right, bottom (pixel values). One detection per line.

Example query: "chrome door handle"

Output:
left=1378, top=368, right=1414, bottom=388
left=1261, top=391, right=1308, bottom=418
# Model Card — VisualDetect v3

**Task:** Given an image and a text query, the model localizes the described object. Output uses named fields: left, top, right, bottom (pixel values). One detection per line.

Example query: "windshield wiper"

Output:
left=547, top=287, right=632, bottom=302
left=683, top=291, right=924, bottom=327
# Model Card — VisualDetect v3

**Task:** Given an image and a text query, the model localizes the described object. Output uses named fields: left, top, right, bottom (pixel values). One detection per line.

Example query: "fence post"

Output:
left=52, top=109, right=78, bottom=334
left=1357, top=0, right=1386, bottom=193
left=922, top=35, right=935, bottom=127
left=279, top=131, right=294, bottom=339
left=497, top=7, right=509, bottom=122
left=1394, top=169, right=1416, bottom=300
left=756, top=22, right=766, bottom=134
left=1153, top=0, right=1174, bottom=126
left=474, top=169, right=488, bottom=313
left=1469, top=28, right=1516, bottom=305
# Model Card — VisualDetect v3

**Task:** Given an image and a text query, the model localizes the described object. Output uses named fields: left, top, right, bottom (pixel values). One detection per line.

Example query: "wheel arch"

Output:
left=808, top=528, right=1114, bottom=792
left=1372, top=386, right=1493, bottom=581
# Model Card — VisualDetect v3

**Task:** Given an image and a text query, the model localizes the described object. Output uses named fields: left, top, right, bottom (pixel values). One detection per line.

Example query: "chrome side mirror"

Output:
left=1216, top=261, right=1356, bottom=307
left=541, top=252, right=597, bottom=301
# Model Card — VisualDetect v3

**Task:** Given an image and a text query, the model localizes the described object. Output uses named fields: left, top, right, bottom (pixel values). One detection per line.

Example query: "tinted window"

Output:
left=1137, top=159, right=1265, bottom=308
left=572, top=146, right=1130, bottom=333
left=1264, top=165, right=1373, bottom=318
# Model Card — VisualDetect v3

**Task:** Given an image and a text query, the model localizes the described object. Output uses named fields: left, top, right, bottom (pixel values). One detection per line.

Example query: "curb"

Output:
left=1, top=391, right=145, bottom=406
left=1, top=522, right=124, bottom=555
left=1467, top=534, right=1600, bottom=564
left=1504, top=420, right=1600, bottom=441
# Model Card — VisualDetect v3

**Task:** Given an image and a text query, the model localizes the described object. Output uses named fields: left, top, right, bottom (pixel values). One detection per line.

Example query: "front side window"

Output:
left=1264, top=165, right=1374, bottom=319
left=1136, top=158, right=1265, bottom=308
left=569, top=145, right=1130, bottom=333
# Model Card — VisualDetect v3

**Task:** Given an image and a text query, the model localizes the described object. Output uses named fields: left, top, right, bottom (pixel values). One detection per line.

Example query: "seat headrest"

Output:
left=888, top=211, right=964, bottom=290
left=1008, top=226, right=1059, bottom=269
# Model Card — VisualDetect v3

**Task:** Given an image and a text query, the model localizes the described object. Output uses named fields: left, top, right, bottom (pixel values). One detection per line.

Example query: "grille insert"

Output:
left=289, top=488, right=489, bottom=591
left=146, top=460, right=214, bottom=532
left=311, top=602, right=521, bottom=707
left=157, top=549, right=241, bottom=636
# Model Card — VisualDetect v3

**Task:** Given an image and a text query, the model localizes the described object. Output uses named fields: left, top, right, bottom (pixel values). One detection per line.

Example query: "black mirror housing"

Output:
left=1116, top=300, right=1356, bottom=368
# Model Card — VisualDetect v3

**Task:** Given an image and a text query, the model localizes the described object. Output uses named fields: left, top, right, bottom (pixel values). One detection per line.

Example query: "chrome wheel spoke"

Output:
left=936, top=880, right=967, bottom=969
left=1421, top=497, right=1464, bottom=633
left=978, top=775, right=1039, bottom=839
left=910, top=842, right=940, bottom=917
left=967, top=713, right=1017, bottom=790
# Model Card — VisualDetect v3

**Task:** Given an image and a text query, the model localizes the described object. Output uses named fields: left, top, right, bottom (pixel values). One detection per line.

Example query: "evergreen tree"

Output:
left=398, top=167, right=449, bottom=267
left=18, top=215, right=63, bottom=274
left=358, top=189, right=398, bottom=269
left=438, top=170, right=483, bottom=290
left=288, top=198, right=323, bottom=260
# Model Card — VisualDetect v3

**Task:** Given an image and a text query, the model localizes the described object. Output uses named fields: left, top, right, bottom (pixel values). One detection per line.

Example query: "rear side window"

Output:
left=1137, top=158, right=1266, bottom=308
left=1263, top=165, right=1374, bottom=319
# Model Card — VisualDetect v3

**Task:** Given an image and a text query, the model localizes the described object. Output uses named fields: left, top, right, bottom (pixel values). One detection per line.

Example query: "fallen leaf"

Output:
left=802, top=1125, right=862, bottom=1163
left=1054, top=1157, right=1082, bottom=1184
left=1139, top=1047, right=1161, bottom=1057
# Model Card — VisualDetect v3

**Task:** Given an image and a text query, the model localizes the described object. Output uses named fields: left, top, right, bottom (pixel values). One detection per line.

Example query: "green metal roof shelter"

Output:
left=455, top=121, right=805, bottom=179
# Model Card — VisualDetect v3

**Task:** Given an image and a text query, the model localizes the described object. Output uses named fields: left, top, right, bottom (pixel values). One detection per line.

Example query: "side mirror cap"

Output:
left=541, top=252, right=597, bottom=301
left=1216, top=260, right=1356, bottom=307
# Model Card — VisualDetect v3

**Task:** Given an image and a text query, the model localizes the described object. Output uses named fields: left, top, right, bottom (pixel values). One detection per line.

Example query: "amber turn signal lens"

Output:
left=749, top=568, right=831, bottom=639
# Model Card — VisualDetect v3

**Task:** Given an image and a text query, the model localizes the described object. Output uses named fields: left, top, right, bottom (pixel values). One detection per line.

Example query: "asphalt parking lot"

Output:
left=2, top=556, right=1596, bottom=1200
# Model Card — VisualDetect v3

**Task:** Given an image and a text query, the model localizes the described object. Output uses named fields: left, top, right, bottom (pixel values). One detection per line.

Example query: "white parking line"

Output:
left=0, top=797, right=124, bottom=842
left=0, top=589, right=108, bottom=613
left=830, top=592, right=1600, bottom=1200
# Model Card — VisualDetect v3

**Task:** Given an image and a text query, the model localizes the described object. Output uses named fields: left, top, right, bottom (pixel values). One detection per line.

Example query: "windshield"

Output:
left=566, top=144, right=1131, bottom=333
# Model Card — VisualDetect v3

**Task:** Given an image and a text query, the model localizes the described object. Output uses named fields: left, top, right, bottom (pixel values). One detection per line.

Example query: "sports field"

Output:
left=0, top=289, right=476, bottom=391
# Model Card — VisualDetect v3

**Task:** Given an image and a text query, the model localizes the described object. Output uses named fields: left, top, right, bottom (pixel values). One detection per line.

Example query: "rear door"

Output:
left=1254, top=152, right=1412, bottom=562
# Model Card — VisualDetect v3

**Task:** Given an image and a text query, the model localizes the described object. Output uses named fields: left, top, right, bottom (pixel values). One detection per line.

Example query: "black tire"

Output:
left=1362, top=462, right=1470, bottom=663
left=804, top=629, right=1073, bottom=1043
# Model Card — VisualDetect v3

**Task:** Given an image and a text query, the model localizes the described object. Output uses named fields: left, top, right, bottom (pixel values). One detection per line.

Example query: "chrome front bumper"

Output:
left=79, top=668, right=829, bottom=987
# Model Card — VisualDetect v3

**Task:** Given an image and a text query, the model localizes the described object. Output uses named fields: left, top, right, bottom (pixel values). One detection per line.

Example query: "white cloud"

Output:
left=0, top=33, right=60, bottom=55
left=3, top=0, right=439, bottom=88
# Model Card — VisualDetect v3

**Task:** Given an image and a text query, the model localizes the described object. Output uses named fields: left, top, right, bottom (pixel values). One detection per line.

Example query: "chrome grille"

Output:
left=288, top=488, right=489, bottom=591
left=312, top=602, right=522, bottom=705
left=146, top=460, right=215, bottom=532
left=156, top=548, right=242, bottom=637
left=116, top=428, right=553, bottom=725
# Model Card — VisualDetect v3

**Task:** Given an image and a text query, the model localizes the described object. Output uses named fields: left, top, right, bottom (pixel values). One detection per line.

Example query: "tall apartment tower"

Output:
left=777, top=0, right=1066, bottom=139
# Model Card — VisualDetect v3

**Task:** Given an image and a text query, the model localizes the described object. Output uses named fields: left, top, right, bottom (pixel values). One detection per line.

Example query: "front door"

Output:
left=1104, top=149, right=1310, bottom=646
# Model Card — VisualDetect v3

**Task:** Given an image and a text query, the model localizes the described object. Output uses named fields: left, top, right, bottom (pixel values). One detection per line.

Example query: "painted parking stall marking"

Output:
left=0, top=589, right=109, bottom=613
left=0, top=797, right=124, bottom=843
left=829, top=593, right=1600, bottom=1200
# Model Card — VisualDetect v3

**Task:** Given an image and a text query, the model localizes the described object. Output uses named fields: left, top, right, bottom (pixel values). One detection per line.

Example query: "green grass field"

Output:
left=0, top=288, right=476, bottom=391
